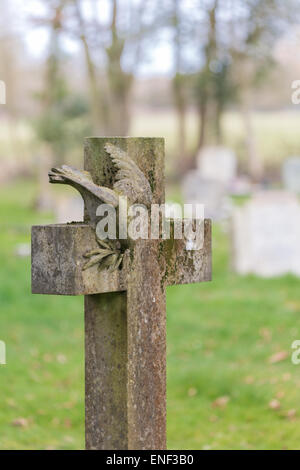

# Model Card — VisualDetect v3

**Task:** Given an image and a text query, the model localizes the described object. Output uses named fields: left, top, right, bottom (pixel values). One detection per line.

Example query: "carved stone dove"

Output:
left=48, top=143, right=153, bottom=271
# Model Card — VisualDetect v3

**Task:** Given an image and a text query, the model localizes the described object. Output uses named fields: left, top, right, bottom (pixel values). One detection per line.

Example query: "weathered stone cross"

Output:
left=31, top=137, right=211, bottom=450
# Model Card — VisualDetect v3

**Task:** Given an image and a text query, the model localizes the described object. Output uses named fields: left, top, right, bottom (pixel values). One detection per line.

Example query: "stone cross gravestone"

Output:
left=282, top=156, right=300, bottom=193
left=232, top=191, right=300, bottom=277
left=31, top=137, right=211, bottom=450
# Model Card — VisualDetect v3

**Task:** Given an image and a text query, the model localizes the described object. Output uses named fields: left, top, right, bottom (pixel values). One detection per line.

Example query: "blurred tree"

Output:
left=171, top=0, right=188, bottom=170
left=195, top=0, right=219, bottom=149
left=34, top=1, right=89, bottom=165
left=71, top=0, right=108, bottom=134
left=192, top=0, right=237, bottom=149
left=167, top=0, right=236, bottom=166
left=0, top=1, right=22, bottom=119
left=229, top=0, right=299, bottom=181
left=32, top=0, right=89, bottom=209
left=187, top=0, right=299, bottom=176
left=67, top=0, right=161, bottom=135
left=0, top=0, right=35, bottom=180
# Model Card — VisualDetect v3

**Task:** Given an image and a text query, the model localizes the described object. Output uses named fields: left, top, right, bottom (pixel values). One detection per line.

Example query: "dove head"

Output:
left=48, top=165, right=93, bottom=186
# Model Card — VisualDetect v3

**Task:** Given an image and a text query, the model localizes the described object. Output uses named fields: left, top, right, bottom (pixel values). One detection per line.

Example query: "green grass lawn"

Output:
left=0, top=180, right=300, bottom=449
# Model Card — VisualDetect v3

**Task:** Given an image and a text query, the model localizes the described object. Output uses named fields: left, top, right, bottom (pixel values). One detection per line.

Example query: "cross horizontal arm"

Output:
left=31, top=224, right=127, bottom=295
left=162, top=218, right=211, bottom=287
left=31, top=219, right=211, bottom=296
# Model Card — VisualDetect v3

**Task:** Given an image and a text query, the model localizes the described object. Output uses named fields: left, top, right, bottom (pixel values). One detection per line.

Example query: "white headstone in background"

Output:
left=182, top=171, right=232, bottom=220
left=0, top=80, right=6, bottom=104
left=197, top=146, right=237, bottom=186
left=232, top=191, right=300, bottom=277
left=282, top=156, right=300, bottom=193
left=55, top=196, right=84, bottom=223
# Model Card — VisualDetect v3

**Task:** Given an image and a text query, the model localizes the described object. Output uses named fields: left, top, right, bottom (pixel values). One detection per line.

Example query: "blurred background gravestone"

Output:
left=182, top=146, right=237, bottom=220
left=182, top=172, right=232, bottom=221
left=282, top=157, right=300, bottom=193
left=232, top=191, right=300, bottom=277
left=197, top=146, right=237, bottom=188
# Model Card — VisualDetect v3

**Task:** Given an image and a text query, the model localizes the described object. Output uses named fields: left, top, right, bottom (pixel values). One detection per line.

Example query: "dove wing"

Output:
left=104, top=143, right=153, bottom=205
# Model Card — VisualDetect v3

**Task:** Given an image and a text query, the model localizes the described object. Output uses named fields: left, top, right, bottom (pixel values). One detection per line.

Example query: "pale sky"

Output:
left=8, top=0, right=174, bottom=77
left=7, top=0, right=299, bottom=78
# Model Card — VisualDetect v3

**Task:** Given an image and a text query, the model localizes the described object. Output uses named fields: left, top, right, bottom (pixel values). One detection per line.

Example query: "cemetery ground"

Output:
left=1, top=180, right=300, bottom=450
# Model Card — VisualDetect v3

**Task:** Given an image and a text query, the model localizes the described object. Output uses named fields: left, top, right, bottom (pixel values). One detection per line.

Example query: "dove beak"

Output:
left=48, top=169, right=65, bottom=184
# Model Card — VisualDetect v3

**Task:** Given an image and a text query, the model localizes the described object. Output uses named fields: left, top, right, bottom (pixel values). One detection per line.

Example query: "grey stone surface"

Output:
left=282, top=156, right=300, bottom=193
left=31, top=220, right=211, bottom=295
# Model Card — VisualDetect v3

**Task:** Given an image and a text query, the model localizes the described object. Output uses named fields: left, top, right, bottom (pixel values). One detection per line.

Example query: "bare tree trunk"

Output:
left=215, top=102, right=223, bottom=145
left=177, top=105, right=186, bottom=161
left=73, top=0, right=108, bottom=133
left=34, top=145, right=54, bottom=212
left=74, top=0, right=149, bottom=136
left=173, top=76, right=187, bottom=174
left=106, top=0, right=133, bottom=135
left=174, top=100, right=187, bottom=175
left=241, top=93, right=262, bottom=182
left=198, top=99, right=207, bottom=150
left=172, top=0, right=188, bottom=175
left=196, top=0, right=218, bottom=153
left=81, top=35, right=107, bottom=133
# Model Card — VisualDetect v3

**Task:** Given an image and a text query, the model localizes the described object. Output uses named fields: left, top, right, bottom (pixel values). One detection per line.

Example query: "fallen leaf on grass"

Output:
left=51, top=417, right=60, bottom=426
left=259, top=328, right=272, bottom=342
left=57, top=354, right=67, bottom=364
left=43, top=353, right=53, bottom=363
left=64, top=418, right=72, bottom=428
left=6, top=398, right=16, bottom=408
left=11, top=418, right=29, bottom=428
left=188, top=387, right=197, bottom=397
left=63, top=401, right=76, bottom=409
left=212, top=396, right=230, bottom=409
left=285, top=409, right=296, bottom=420
left=209, top=415, right=219, bottom=422
left=269, top=351, right=288, bottom=364
left=244, top=376, right=254, bottom=384
left=269, top=399, right=280, bottom=410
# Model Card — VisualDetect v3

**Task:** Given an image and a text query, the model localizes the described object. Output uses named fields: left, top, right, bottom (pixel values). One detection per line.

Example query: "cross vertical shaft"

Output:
left=85, top=292, right=128, bottom=449
left=127, top=239, right=166, bottom=449
left=84, top=137, right=166, bottom=450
